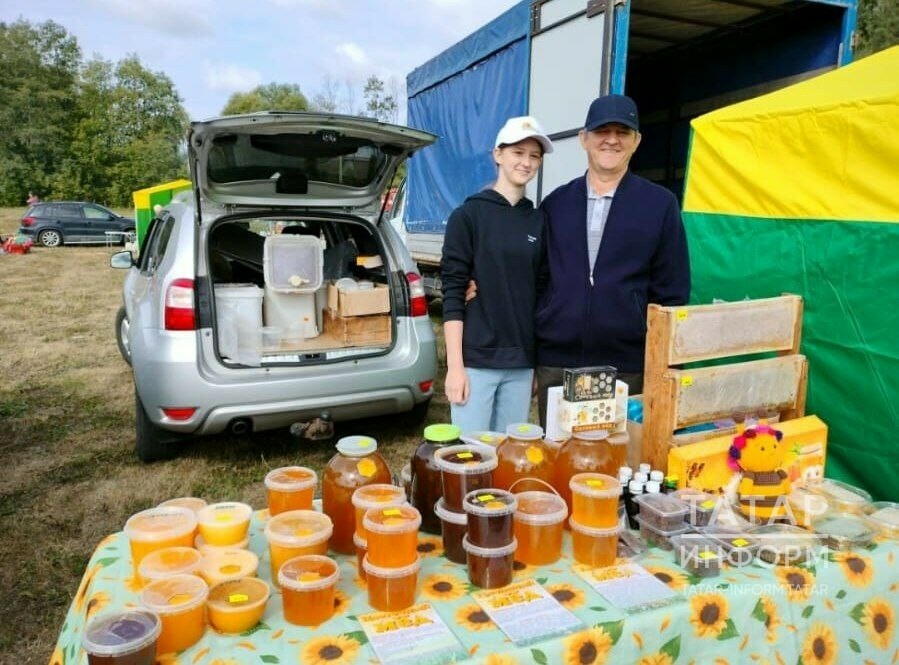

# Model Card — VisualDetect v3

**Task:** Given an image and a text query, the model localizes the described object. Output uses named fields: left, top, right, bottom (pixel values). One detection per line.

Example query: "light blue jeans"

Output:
left=450, top=367, right=534, bottom=433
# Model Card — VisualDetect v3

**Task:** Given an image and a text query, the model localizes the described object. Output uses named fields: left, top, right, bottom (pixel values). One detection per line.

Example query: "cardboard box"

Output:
left=667, top=415, right=827, bottom=495
left=562, top=366, right=617, bottom=401
left=323, top=310, right=391, bottom=347
left=328, top=282, right=390, bottom=316
left=546, top=380, right=629, bottom=440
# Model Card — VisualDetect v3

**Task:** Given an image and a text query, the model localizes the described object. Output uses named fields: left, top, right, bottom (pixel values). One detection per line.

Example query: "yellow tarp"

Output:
left=683, top=46, right=899, bottom=223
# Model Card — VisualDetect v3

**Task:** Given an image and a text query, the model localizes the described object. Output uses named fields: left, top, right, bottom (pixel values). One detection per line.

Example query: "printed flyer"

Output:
left=357, top=603, right=467, bottom=664
left=471, top=578, right=584, bottom=646
left=574, top=561, right=684, bottom=614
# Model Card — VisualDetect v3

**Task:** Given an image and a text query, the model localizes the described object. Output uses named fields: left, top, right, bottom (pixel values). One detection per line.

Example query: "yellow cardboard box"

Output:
left=667, top=415, right=827, bottom=494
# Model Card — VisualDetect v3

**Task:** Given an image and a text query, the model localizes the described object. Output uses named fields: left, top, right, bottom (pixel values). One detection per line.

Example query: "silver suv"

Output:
left=112, top=113, right=437, bottom=461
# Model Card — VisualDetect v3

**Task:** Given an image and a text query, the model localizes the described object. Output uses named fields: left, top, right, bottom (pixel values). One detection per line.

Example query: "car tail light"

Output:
left=164, top=278, right=196, bottom=330
left=419, top=380, right=434, bottom=393
left=161, top=407, right=197, bottom=421
left=21, top=216, right=35, bottom=227
left=406, top=272, right=428, bottom=317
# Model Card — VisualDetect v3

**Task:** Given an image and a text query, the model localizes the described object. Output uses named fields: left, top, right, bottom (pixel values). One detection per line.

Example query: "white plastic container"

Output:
left=215, top=283, right=263, bottom=361
left=263, top=235, right=324, bottom=337
left=264, top=291, right=319, bottom=338
left=264, top=235, right=323, bottom=293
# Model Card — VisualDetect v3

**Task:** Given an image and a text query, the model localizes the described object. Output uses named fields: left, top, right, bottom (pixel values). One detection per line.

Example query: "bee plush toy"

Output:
left=727, top=421, right=790, bottom=522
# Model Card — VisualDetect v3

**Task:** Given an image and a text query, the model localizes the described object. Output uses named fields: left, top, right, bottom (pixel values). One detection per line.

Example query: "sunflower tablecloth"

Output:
left=51, top=511, right=898, bottom=665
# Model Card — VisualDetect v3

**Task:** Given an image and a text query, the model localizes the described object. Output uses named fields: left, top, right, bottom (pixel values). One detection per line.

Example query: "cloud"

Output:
left=89, top=0, right=215, bottom=37
left=335, top=42, right=370, bottom=67
left=203, top=61, right=263, bottom=93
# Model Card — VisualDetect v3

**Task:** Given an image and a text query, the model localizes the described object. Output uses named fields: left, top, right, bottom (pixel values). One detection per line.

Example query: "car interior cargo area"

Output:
left=208, top=217, right=394, bottom=365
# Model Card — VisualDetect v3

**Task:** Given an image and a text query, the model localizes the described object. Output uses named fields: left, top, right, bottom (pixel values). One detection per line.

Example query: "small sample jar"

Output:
left=206, top=577, right=270, bottom=634
left=463, top=488, right=517, bottom=548
left=264, top=510, right=333, bottom=581
left=138, top=547, right=202, bottom=584
left=197, top=548, right=259, bottom=586
left=196, top=502, right=253, bottom=547
left=264, top=466, right=317, bottom=516
left=434, top=498, right=468, bottom=564
left=363, top=504, right=422, bottom=568
left=158, top=497, right=208, bottom=517
left=124, top=507, right=197, bottom=577
left=513, top=491, right=568, bottom=565
left=462, top=536, right=517, bottom=589
left=569, top=473, right=621, bottom=528
left=362, top=555, right=421, bottom=612
left=352, top=484, right=408, bottom=540
left=278, top=555, right=340, bottom=626
left=433, top=445, right=497, bottom=512
left=569, top=518, right=619, bottom=567
left=82, top=610, right=161, bottom=665
left=139, top=574, right=209, bottom=655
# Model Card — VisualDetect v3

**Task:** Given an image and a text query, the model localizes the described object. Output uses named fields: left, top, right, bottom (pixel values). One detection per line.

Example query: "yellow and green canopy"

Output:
left=683, top=46, right=899, bottom=501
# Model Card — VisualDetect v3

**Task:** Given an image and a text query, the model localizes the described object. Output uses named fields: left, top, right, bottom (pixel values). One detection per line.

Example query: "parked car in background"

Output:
left=111, top=112, right=438, bottom=461
left=19, top=201, right=135, bottom=247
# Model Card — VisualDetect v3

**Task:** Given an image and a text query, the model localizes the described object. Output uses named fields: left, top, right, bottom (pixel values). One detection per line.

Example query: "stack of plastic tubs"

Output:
left=263, top=235, right=324, bottom=342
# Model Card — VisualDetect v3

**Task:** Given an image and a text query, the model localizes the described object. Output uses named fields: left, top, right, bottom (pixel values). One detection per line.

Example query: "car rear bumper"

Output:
left=131, top=324, right=437, bottom=435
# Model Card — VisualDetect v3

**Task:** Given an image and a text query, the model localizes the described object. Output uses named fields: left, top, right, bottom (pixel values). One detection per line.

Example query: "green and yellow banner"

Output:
left=682, top=46, right=899, bottom=501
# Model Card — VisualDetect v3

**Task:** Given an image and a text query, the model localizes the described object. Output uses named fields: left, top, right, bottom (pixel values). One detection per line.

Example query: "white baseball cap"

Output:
left=494, top=116, right=553, bottom=154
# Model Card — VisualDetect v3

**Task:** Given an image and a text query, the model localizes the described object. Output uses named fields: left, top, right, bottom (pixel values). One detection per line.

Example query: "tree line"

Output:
left=0, top=19, right=401, bottom=208
left=2, top=4, right=897, bottom=208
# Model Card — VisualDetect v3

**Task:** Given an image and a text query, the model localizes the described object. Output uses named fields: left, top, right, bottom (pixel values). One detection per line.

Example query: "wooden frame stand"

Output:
left=641, top=294, right=807, bottom=471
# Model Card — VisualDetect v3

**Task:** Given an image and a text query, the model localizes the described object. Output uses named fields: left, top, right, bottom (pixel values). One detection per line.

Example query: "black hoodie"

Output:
left=441, top=189, right=546, bottom=368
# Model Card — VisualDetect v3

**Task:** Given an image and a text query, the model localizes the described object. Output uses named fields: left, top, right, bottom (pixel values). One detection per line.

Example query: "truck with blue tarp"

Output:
left=397, top=0, right=858, bottom=293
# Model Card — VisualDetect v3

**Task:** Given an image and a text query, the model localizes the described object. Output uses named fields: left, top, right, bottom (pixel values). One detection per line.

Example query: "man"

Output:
left=535, top=94, right=690, bottom=428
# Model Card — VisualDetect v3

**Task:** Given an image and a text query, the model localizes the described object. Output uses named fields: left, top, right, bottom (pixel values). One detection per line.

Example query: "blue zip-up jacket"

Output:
left=535, top=171, right=690, bottom=372
left=441, top=189, right=545, bottom=368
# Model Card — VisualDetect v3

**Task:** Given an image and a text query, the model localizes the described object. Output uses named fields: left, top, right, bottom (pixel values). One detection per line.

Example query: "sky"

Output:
left=4, top=0, right=522, bottom=122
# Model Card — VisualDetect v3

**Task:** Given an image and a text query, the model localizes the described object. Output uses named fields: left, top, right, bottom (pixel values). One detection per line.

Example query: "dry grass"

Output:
left=0, top=208, right=449, bottom=663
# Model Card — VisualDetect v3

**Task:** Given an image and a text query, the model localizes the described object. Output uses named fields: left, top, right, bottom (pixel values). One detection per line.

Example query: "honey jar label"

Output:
left=357, top=459, right=377, bottom=477
left=698, top=551, right=717, bottom=560
left=732, top=538, right=749, bottom=547
left=215, top=513, right=233, bottom=522
left=585, top=479, right=605, bottom=488
left=382, top=508, right=402, bottom=517
left=219, top=564, right=242, bottom=575
left=228, top=593, right=249, bottom=604
left=477, top=494, right=496, bottom=503
left=456, top=452, right=474, bottom=460
left=525, top=446, right=544, bottom=465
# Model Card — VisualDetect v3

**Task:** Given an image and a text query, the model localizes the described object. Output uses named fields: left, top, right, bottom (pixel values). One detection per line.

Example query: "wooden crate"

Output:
left=323, top=310, right=391, bottom=347
left=641, top=294, right=807, bottom=471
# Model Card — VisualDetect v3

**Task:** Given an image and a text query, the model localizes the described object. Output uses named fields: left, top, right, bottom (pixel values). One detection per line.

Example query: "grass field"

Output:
left=0, top=207, right=449, bottom=663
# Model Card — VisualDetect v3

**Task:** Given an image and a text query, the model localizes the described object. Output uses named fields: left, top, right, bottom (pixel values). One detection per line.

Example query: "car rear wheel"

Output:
left=135, top=391, right=189, bottom=462
left=115, top=305, right=132, bottom=365
left=38, top=229, right=62, bottom=247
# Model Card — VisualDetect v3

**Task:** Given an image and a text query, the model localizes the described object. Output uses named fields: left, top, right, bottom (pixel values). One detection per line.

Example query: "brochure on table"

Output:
left=358, top=603, right=467, bottom=665
left=574, top=561, right=685, bottom=614
left=471, top=578, right=584, bottom=646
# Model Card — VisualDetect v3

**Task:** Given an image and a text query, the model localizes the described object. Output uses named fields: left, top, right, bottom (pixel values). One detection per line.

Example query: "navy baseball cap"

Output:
left=584, top=94, right=639, bottom=132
